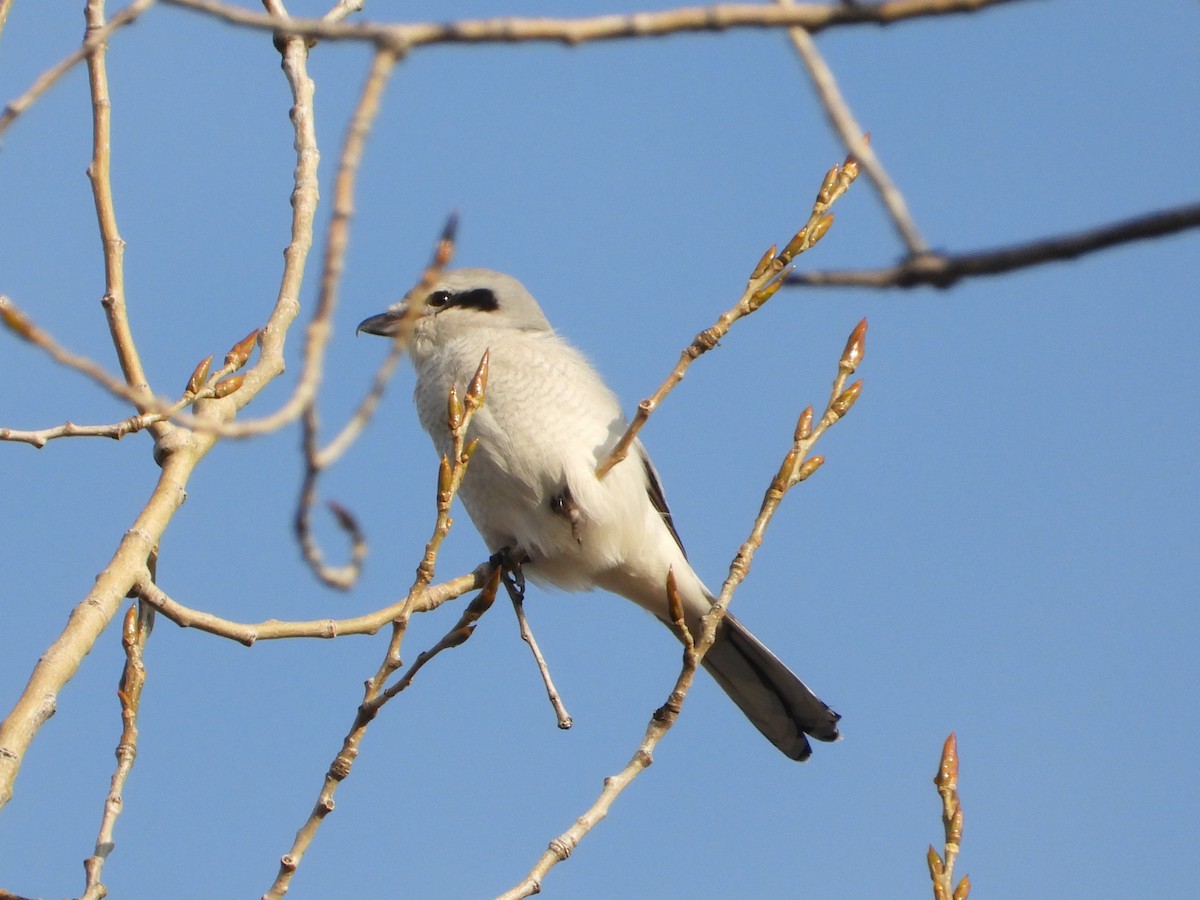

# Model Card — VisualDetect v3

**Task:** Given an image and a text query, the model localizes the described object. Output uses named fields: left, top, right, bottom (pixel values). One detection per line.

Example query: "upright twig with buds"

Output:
left=595, top=143, right=863, bottom=478
left=928, top=733, right=971, bottom=900
left=501, top=267, right=868, bottom=900
left=265, top=350, right=491, bottom=900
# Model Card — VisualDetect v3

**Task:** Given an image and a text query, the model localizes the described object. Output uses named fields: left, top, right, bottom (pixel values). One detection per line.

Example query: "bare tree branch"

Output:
left=596, top=156, right=860, bottom=477
left=0, top=0, right=155, bottom=137
left=789, top=201, right=1200, bottom=289
left=85, top=0, right=161, bottom=432
left=295, top=213, right=457, bottom=588
left=500, top=317, right=867, bottom=899
left=162, top=0, right=1027, bottom=48
left=0, top=416, right=154, bottom=448
left=782, top=12, right=929, bottom=254
left=80, top=601, right=154, bottom=900
left=265, top=355, right=491, bottom=899
left=135, top=564, right=498, bottom=645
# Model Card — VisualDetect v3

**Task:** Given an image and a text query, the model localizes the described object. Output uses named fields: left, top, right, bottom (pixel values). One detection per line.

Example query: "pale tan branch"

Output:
left=501, top=305, right=868, bottom=900
left=133, top=564, right=497, bottom=645
left=314, top=336, right=406, bottom=469
left=294, top=214, right=457, bottom=588
left=502, top=575, right=573, bottom=730
left=81, top=601, right=154, bottom=900
left=0, top=0, right=326, bottom=810
left=0, top=0, right=155, bottom=138
left=0, top=0, right=14, bottom=46
left=207, top=46, right=399, bottom=439
left=367, top=568, right=501, bottom=710
left=85, top=0, right=162, bottom=434
left=782, top=15, right=928, bottom=254
left=266, top=362, right=487, bottom=898
left=2, top=36, right=395, bottom=443
left=263, top=570, right=501, bottom=900
left=0, top=416, right=155, bottom=448
left=789, top=201, right=1200, bottom=289
left=596, top=158, right=860, bottom=477
left=0, top=450, right=193, bottom=812
left=163, top=0, right=1026, bottom=48
left=0, top=295, right=161, bottom=411
left=323, top=0, right=364, bottom=22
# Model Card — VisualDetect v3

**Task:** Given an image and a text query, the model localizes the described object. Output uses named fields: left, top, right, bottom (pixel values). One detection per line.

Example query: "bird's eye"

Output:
left=427, top=290, right=452, bottom=309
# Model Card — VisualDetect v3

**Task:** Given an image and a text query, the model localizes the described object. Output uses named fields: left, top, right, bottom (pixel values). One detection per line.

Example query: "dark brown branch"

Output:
left=790, top=201, right=1200, bottom=289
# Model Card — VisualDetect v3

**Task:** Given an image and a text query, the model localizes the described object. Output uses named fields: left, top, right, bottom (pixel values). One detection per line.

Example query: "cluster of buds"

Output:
left=746, top=136, right=868, bottom=301
left=184, top=327, right=260, bottom=400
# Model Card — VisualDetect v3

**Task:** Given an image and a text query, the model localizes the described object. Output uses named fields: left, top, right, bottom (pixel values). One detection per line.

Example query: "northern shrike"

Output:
left=358, top=268, right=840, bottom=760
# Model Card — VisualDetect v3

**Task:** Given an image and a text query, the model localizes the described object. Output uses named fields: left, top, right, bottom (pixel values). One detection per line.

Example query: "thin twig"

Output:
left=790, top=200, right=1200, bottom=289
left=501, top=576, right=573, bottom=730
left=0, top=0, right=15, bottom=46
left=0, top=0, right=155, bottom=138
left=265, top=353, right=489, bottom=899
left=133, top=563, right=497, bottom=645
left=0, top=0, right=326, bottom=812
left=367, top=569, right=501, bottom=710
left=782, top=12, right=929, bottom=254
left=294, top=214, right=457, bottom=588
left=0, top=296, right=161, bottom=412
left=928, top=734, right=970, bottom=900
left=85, top=0, right=162, bottom=431
left=0, top=416, right=155, bottom=448
left=294, top=406, right=369, bottom=590
left=596, top=156, right=861, bottom=477
left=81, top=601, right=154, bottom=900
left=499, top=309, right=868, bottom=900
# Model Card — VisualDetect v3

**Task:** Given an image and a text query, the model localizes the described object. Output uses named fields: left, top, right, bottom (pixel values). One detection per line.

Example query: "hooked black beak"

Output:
left=356, top=305, right=406, bottom=337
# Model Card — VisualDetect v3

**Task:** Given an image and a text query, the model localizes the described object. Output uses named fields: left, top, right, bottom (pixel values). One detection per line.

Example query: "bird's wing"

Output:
left=637, top=443, right=687, bottom=558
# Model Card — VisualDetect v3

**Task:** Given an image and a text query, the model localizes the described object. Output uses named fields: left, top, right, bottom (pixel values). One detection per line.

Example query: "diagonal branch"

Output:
left=781, top=12, right=929, bottom=254
left=789, top=200, right=1200, bottom=289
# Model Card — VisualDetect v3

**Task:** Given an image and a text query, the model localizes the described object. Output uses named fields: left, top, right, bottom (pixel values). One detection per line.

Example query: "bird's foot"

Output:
left=491, top=547, right=527, bottom=599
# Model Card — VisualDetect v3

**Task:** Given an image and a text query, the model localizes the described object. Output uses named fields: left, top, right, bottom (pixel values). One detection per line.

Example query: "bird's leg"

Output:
left=491, top=546, right=527, bottom=599
left=549, top=485, right=584, bottom=544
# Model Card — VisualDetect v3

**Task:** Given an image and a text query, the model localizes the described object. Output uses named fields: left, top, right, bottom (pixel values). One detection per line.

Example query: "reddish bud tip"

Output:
left=224, top=328, right=260, bottom=371
left=0, top=300, right=34, bottom=341
left=935, top=732, right=959, bottom=787
left=794, top=406, right=814, bottom=442
left=466, top=350, right=489, bottom=409
left=840, top=317, right=868, bottom=373
left=187, top=354, right=214, bottom=395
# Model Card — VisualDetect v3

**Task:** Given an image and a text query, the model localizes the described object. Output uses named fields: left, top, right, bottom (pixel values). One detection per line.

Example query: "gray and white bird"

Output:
left=358, top=268, right=840, bottom=760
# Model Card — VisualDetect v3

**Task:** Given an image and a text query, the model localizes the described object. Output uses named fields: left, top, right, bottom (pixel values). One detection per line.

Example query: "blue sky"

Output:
left=2, top=2, right=1198, bottom=897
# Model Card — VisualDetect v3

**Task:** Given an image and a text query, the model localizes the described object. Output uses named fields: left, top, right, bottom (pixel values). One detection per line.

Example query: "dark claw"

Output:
left=491, top=547, right=526, bottom=599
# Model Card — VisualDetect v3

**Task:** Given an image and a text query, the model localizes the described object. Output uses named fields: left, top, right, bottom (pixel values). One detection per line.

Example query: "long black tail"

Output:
left=701, top=613, right=841, bottom=761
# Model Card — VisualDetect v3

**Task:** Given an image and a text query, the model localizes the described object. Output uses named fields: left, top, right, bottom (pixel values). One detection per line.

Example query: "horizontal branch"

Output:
left=0, top=417, right=151, bottom=448
left=789, top=200, right=1200, bottom=289
left=135, top=562, right=496, bottom=646
left=164, top=0, right=1026, bottom=48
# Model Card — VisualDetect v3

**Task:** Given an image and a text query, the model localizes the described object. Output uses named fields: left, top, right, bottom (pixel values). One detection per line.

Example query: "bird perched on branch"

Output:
left=358, top=268, right=840, bottom=760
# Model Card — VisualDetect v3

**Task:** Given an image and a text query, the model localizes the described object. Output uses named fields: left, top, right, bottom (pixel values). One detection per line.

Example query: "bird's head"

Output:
left=357, top=268, right=552, bottom=352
